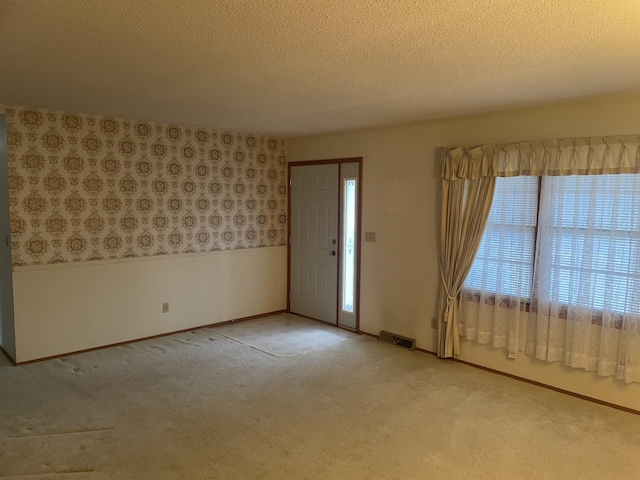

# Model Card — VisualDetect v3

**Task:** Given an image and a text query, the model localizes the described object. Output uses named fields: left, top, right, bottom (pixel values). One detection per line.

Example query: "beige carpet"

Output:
left=0, top=313, right=639, bottom=479
left=214, top=314, right=354, bottom=356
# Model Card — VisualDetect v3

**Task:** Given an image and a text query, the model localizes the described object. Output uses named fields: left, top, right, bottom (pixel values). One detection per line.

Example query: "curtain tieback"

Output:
left=438, top=259, right=457, bottom=318
left=445, top=296, right=456, bottom=314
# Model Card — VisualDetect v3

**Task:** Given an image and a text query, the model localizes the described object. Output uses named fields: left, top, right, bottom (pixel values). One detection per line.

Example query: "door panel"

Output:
left=290, top=164, right=339, bottom=324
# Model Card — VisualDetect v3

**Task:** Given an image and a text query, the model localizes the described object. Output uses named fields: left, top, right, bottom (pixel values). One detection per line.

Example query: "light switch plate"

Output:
left=364, top=232, right=376, bottom=243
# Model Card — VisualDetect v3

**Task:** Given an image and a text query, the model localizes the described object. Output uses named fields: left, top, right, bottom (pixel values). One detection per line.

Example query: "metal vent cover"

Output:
left=378, top=330, right=416, bottom=350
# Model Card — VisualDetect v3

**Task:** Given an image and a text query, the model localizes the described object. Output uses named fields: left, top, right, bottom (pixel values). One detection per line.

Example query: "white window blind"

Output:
left=464, top=176, right=539, bottom=298
left=538, top=174, right=640, bottom=314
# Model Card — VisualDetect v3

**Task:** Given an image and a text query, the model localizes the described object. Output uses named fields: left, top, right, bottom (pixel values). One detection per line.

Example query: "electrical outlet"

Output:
left=431, top=317, right=438, bottom=329
left=364, top=232, right=376, bottom=243
left=162, top=302, right=169, bottom=313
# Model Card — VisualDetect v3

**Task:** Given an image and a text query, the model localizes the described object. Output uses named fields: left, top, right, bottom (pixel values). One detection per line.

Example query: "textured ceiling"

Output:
left=1, top=0, right=640, bottom=137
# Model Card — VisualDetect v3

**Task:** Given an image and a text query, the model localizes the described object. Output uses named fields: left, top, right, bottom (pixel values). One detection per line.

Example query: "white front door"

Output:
left=290, top=164, right=339, bottom=324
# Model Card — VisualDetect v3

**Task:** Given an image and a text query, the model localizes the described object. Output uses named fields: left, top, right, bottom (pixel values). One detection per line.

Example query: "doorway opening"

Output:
left=0, top=115, right=16, bottom=363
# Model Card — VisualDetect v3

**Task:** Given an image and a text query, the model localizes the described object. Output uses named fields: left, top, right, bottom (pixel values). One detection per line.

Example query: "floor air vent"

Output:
left=378, top=331, right=416, bottom=350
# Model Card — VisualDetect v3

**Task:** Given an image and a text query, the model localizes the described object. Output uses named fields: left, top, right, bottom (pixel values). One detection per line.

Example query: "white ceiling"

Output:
left=2, top=0, right=640, bottom=137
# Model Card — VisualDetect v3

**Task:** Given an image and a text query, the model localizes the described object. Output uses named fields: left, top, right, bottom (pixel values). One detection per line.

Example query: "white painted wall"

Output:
left=13, top=246, right=287, bottom=362
left=288, top=91, right=640, bottom=411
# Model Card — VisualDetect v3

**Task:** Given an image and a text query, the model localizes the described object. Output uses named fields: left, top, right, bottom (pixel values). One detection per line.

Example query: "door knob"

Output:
left=329, top=250, right=336, bottom=256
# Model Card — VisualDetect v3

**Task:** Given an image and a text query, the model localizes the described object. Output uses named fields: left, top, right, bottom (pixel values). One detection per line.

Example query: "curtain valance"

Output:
left=442, top=135, right=640, bottom=180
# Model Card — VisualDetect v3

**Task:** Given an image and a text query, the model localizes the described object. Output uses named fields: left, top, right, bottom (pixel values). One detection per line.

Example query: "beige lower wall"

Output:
left=13, top=246, right=287, bottom=362
left=459, top=340, right=640, bottom=411
left=288, top=91, right=640, bottom=412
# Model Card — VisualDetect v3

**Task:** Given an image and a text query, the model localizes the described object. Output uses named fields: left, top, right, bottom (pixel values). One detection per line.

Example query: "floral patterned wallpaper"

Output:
left=1, top=105, right=287, bottom=267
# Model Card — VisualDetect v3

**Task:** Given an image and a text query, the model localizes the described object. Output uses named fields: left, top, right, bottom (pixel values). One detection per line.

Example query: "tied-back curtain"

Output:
left=438, top=175, right=495, bottom=358
left=440, top=134, right=640, bottom=383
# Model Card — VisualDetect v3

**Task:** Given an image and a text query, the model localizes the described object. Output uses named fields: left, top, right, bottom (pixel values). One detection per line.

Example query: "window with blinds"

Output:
left=539, top=174, right=640, bottom=314
left=464, top=176, right=539, bottom=298
left=466, top=173, right=640, bottom=316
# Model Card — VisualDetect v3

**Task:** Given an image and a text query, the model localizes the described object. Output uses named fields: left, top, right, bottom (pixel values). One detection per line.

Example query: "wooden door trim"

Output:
left=355, top=159, right=363, bottom=333
left=287, top=157, right=363, bottom=333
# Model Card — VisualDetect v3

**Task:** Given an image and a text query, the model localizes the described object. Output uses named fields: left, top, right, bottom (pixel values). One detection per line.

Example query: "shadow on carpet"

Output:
left=212, top=314, right=356, bottom=356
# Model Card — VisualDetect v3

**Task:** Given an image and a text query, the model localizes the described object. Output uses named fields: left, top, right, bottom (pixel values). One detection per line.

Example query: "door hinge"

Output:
left=289, top=178, right=292, bottom=186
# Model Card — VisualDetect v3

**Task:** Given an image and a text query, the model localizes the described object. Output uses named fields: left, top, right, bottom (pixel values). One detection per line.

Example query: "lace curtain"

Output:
left=442, top=135, right=640, bottom=383
left=527, top=174, right=640, bottom=383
